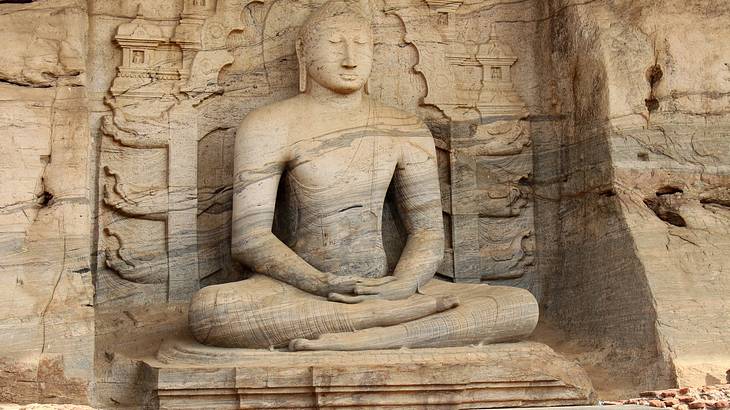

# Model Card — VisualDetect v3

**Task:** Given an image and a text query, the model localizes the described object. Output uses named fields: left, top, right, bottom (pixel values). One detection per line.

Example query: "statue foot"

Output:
left=435, top=295, right=460, bottom=311
left=289, top=295, right=460, bottom=351
left=348, top=293, right=459, bottom=329
left=289, top=325, right=402, bottom=351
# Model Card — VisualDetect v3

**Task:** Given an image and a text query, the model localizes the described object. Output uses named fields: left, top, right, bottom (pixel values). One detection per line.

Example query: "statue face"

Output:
left=300, top=15, right=373, bottom=94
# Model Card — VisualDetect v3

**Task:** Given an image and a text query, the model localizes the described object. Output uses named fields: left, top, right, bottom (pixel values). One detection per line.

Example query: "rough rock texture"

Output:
left=0, top=0, right=94, bottom=405
left=608, top=384, right=730, bottom=408
left=535, top=0, right=730, bottom=391
left=0, top=0, right=728, bottom=407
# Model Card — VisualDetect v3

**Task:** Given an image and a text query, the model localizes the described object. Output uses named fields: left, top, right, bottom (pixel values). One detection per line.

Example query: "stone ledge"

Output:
left=142, top=338, right=596, bottom=409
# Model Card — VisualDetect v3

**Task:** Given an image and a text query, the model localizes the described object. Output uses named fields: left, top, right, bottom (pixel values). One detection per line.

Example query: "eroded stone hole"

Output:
left=698, top=187, right=730, bottom=209
left=643, top=197, right=686, bottom=227
left=599, top=188, right=616, bottom=197
left=656, top=186, right=683, bottom=196
left=645, top=64, right=663, bottom=112
left=38, top=191, right=53, bottom=207
left=647, top=64, right=663, bottom=87
left=0, top=0, right=36, bottom=3
left=700, top=197, right=730, bottom=208
left=645, top=96, right=660, bottom=112
left=643, top=185, right=687, bottom=226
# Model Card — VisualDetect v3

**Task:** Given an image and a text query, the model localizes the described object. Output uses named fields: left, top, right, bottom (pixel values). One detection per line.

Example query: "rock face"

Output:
left=0, top=0, right=727, bottom=407
left=536, top=0, right=730, bottom=390
left=0, top=0, right=94, bottom=405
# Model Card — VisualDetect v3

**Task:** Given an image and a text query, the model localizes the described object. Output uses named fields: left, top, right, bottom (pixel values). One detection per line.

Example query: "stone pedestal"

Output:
left=142, top=338, right=595, bottom=409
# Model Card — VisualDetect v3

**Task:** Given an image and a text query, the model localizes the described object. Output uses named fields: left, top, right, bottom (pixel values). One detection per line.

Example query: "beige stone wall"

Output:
left=610, top=1, right=730, bottom=386
left=0, top=0, right=728, bottom=406
left=0, top=0, right=94, bottom=405
left=541, top=0, right=730, bottom=390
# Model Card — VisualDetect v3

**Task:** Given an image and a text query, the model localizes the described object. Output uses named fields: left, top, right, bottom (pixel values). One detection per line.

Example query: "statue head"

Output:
left=296, top=0, right=373, bottom=94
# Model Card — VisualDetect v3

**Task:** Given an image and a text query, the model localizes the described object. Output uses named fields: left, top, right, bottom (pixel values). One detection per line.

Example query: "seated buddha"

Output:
left=188, top=0, right=539, bottom=351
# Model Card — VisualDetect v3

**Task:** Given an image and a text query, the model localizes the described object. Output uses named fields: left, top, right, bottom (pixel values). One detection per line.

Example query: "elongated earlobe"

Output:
left=296, top=39, right=307, bottom=93
left=299, top=64, right=307, bottom=93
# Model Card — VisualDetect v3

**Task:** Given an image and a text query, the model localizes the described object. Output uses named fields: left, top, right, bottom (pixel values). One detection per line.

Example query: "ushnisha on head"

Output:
left=296, top=0, right=374, bottom=94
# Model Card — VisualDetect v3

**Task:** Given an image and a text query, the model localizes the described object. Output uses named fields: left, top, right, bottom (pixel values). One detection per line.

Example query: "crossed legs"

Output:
left=289, top=280, right=539, bottom=351
left=188, top=275, right=538, bottom=350
left=189, top=274, right=459, bottom=348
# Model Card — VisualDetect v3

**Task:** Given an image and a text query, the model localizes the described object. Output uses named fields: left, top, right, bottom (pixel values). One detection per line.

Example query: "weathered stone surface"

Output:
left=144, top=338, right=595, bottom=409
left=0, top=0, right=728, bottom=406
left=536, top=0, right=730, bottom=392
left=0, top=0, right=94, bottom=405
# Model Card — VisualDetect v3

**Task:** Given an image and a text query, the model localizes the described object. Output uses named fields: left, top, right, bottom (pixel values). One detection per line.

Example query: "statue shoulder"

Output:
left=235, top=98, right=302, bottom=156
left=238, top=99, right=295, bottom=135
left=371, top=101, right=428, bottom=130
left=235, top=99, right=301, bottom=162
left=370, top=102, right=436, bottom=158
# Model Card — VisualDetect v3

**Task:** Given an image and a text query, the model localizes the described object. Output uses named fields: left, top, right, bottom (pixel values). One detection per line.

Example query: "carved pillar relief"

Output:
left=390, top=0, right=535, bottom=289
left=99, top=1, right=246, bottom=304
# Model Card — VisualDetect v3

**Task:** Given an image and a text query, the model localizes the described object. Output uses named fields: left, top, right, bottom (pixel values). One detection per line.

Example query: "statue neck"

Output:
left=306, top=80, right=366, bottom=111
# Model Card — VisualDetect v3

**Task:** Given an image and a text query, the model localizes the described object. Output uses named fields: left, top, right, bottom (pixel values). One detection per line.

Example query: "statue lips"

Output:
left=339, top=73, right=359, bottom=81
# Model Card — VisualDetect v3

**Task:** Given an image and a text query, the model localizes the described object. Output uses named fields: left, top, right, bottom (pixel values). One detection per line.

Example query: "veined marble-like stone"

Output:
left=0, top=0, right=728, bottom=406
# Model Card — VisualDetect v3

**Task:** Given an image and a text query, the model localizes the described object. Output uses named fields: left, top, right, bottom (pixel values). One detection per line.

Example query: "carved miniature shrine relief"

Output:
left=386, top=1, right=534, bottom=288
left=98, top=1, right=245, bottom=305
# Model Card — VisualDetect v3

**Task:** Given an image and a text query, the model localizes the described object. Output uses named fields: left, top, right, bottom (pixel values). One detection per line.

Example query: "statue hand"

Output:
left=323, top=274, right=396, bottom=296
left=328, top=278, right=416, bottom=303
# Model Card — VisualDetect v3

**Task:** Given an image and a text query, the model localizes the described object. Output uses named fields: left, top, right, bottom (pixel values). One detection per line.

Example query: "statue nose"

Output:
left=341, top=44, right=357, bottom=68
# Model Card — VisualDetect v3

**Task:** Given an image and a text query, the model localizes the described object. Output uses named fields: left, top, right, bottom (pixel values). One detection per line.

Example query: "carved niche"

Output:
left=97, top=0, right=537, bottom=308
left=98, top=1, right=245, bottom=304
left=388, top=1, right=535, bottom=290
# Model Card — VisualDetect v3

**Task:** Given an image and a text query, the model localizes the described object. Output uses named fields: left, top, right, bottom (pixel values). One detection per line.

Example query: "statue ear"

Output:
left=295, top=38, right=307, bottom=93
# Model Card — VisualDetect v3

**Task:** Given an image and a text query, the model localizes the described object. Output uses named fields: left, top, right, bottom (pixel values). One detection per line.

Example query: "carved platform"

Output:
left=142, top=338, right=596, bottom=409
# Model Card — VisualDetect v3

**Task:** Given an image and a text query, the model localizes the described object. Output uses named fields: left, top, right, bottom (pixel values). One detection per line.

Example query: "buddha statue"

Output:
left=188, top=0, right=539, bottom=351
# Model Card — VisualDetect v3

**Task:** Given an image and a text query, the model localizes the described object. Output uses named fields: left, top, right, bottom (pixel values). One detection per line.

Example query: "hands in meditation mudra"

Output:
left=189, top=0, right=539, bottom=351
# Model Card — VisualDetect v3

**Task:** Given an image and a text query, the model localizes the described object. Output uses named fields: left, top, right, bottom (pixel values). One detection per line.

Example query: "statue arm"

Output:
left=390, top=123, right=445, bottom=292
left=231, top=114, right=345, bottom=297
left=348, top=120, right=444, bottom=303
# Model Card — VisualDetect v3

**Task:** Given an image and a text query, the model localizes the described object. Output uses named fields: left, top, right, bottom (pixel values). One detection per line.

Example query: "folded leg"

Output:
left=290, top=281, right=539, bottom=351
left=189, top=274, right=459, bottom=349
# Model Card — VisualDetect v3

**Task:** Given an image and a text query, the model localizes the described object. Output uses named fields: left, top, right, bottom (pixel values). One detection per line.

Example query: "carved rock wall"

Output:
left=388, top=0, right=544, bottom=295
left=0, top=0, right=94, bottom=404
left=539, top=0, right=730, bottom=391
left=86, top=0, right=550, bottom=407
left=1, top=0, right=729, bottom=407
